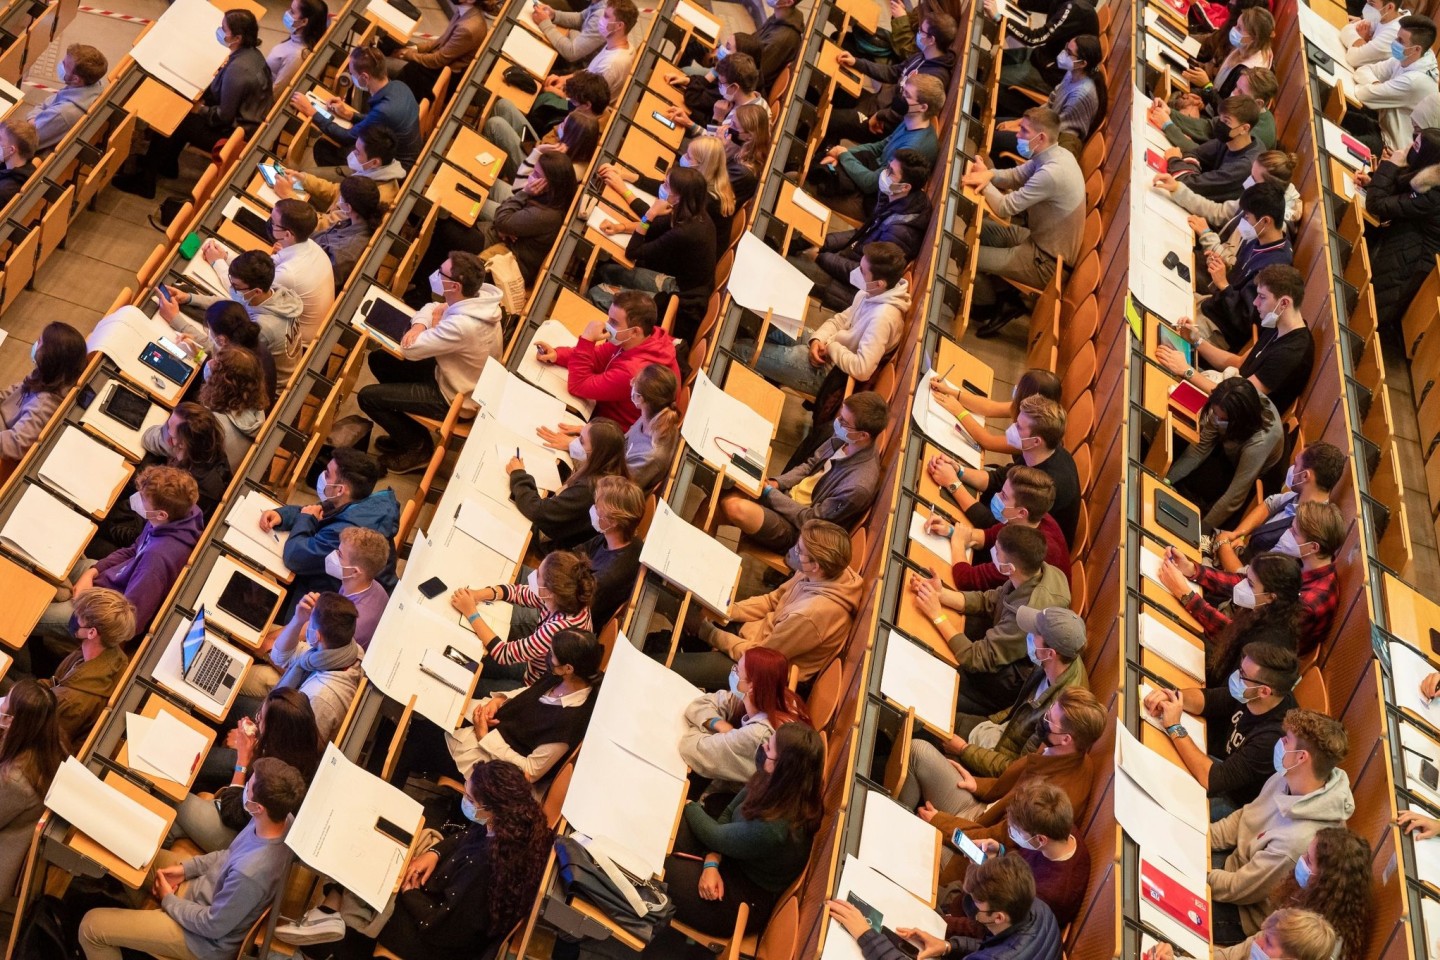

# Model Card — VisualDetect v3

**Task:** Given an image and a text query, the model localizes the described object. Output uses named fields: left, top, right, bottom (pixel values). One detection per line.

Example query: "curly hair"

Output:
left=200, top=346, right=269, bottom=414
left=1206, top=552, right=1303, bottom=678
left=1268, top=827, right=1371, bottom=960
left=468, top=761, right=552, bottom=936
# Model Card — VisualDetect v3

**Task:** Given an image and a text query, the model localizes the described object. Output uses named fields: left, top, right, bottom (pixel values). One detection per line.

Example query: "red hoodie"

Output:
left=555, top=328, right=681, bottom=430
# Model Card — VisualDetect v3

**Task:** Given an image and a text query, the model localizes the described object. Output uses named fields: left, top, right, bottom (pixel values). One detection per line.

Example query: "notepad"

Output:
left=856, top=788, right=941, bottom=902
left=907, top=511, right=953, bottom=562
left=640, top=500, right=741, bottom=613
left=502, top=25, right=557, bottom=78
left=727, top=234, right=814, bottom=340
left=879, top=630, right=958, bottom=734
left=1139, top=612, right=1204, bottom=680
left=791, top=186, right=830, bottom=223
left=38, top=426, right=130, bottom=516
left=472, top=357, right=576, bottom=441
left=0, top=485, right=95, bottom=579
left=680, top=370, right=774, bottom=496
left=221, top=489, right=291, bottom=579
left=515, top=319, right=597, bottom=418
left=131, top=0, right=228, bottom=100
left=366, top=0, right=418, bottom=37
left=132, top=710, right=209, bottom=784
left=46, top=758, right=168, bottom=870
left=1136, top=683, right=1207, bottom=750
left=675, top=0, right=721, bottom=40
left=454, top=496, right=530, bottom=563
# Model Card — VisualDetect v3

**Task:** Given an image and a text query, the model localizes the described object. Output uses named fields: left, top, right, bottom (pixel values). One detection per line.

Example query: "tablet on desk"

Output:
left=1156, top=324, right=1193, bottom=366
left=1154, top=489, right=1201, bottom=546
left=359, top=297, right=415, bottom=347
left=102, top=385, right=151, bottom=431
left=216, top=571, right=284, bottom=633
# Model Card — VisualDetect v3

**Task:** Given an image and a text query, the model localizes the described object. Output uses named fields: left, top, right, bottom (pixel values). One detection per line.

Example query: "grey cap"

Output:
left=1015, top=605, right=1086, bottom=659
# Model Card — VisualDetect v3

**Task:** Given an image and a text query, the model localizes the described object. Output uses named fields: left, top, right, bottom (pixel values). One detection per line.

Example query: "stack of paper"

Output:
left=680, top=370, right=774, bottom=495
left=1114, top=726, right=1208, bottom=884
left=516, top=319, right=597, bottom=417
left=639, top=500, right=742, bottom=613
left=822, top=856, right=947, bottom=960
left=130, top=0, right=227, bottom=99
left=0, top=485, right=95, bottom=579
left=45, top=758, right=168, bottom=870
left=727, top=233, right=814, bottom=340
left=502, top=23, right=557, bottom=77
left=879, top=629, right=958, bottom=733
left=911, top=370, right=983, bottom=468
left=1390, top=641, right=1440, bottom=729
left=221, top=489, right=291, bottom=579
left=130, top=711, right=209, bottom=784
left=454, top=496, right=530, bottom=563
left=907, top=510, right=953, bottom=562
left=855, top=788, right=942, bottom=902
left=38, top=427, right=129, bottom=515
left=367, top=0, right=418, bottom=37
left=472, top=357, right=577, bottom=440
left=1138, top=612, right=1204, bottom=680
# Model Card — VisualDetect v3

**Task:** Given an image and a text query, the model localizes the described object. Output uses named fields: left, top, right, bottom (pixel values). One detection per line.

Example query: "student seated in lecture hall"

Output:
left=1347, top=14, right=1440, bottom=152
left=539, top=364, right=681, bottom=494
left=290, top=46, right=423, bottom=169
left=274, top=760, right=551, bottom=957
left=260, top=448, right=401, bottom=597
left=509, top=419, right=629, bottom=550
left=266, top=0, right=329, bottom=94
left=989, top=0, right=1099, bottom=101
left=0, top=120, right=39, bottom=207
left=1208, top=710, right=1354, bottom=945
left=924, top=466, right=1073, bottom=591
left=1161, top=95, right=1265, bottom=203
left=671, top=519, right=862, bottom=691
left=311, top=175, right=389, bottom=285
left=450, top=550, right=596, bottom=693
left=929, top=369, right=1061, bottom=458
left=680, top=647, right=811, bottom=787
left=530, top=0, right=622, bottom=69
left=0, top=321, right=86, bottom=463
left=828, top=851, right=1062, bottom=960
left=661, top=723, right=823, bottom=940
left=533, top=292, right=682, bottom=432
left=1164, top=377, right=1283, bottom=532
left=483, top=111, right=600, bottom=221
left=525, top=0, right=639, bottom=133
left=476, top=151, right=581, bottom=287
left=943, top=782, right=1091, bottom=941
left=1156, top=148, right=1299, bottom=275
left=0, top=681, right=65, bottom=903
left=1182, top=6, right=1274, bottom=107
left=597, top=133, right=741, bottom=260
left=483, top=70, right=611, bottom=180
left=1355, top=127, right=1440, bottom=331
left=717, top=391, right=888, bottom=556
left=1210, top=440, right=1345, bottom=573
left=34, top=467, right=203, bottom=651
left=385, top=0, right=489, bottom=101
left=572, top=475, right=646, bottom=629
left=158, top=347, right=268, bottom=473
left=787, top=150, right=934, bottom=313
left=823, top=11, right=957, bottom=152
left=278, top=125, right=406, bottom=232
left=665, top=52, right=768, bottom=141
left=940, top=605, right=1089, bottom=781
left=992, top=34, right=1107, bottom=161
left=736, top=241, right=910, bottom=399
left=1153, top=910, right=1342, bottom=960
left=357, top=251, right=504, bottom=475
left=28, top=44, right=108, bottom=152
left=172, top=687, right=324, bottom=854
left=1169, top=550, right=1305, bottom=683
left=1143, top=641, right=1299, bottom=815
left=1189, top=186, right=1296, bottom=351
left=1152, top=65, right=1279, bottom=153
left=162, top=255, right=303, bottom=385
left=926, top=394, right=1080, bottom=547
left=77, top=758, right=305, bottom=960
left=708, top=0, right=803, bottom=94
left=1342, top=0, right=1408, bottom=70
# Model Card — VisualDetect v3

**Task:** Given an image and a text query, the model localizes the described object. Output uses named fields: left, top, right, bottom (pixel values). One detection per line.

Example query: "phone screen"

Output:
left=952, top=829, right=986, bottom=864
left=652, top=110, right=677, bottom=130
left=259, top=163, right=280, bottom=188
left=845, top=892, right=883, bottom=933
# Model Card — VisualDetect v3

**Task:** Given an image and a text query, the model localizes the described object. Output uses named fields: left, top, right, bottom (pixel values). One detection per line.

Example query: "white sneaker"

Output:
left=274, top=908, right=347, bottom=945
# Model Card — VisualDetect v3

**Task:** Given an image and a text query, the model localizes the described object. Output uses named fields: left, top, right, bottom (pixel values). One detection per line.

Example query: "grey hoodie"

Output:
left=401, top=288, right=506, bottom=406
left=183, top=285, right=307, bottom=379
left=679, top=690, right=777, bottom=784
left=810, top=278, right=911, bottom=382
left=144, top=407, right=265, bottom=473
left=1209, top=767, right=1356, bottom=935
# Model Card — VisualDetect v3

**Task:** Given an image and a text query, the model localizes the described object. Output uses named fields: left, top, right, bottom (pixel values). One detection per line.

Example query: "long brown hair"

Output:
left=468, top=760, right=553, bottom=936
left=538, top=550, right=597, bottom=616
left=567, top=418, right=629, bottom=489
left=741, top=722, right=823, bottom=835
left=0, top=680, right=65, bottom=793
left=200, top=346, right=268, bottom=414
left=728, top=103, right=770, bottom=174
left=1272, top=827, right=1371, bottom=960
left=632, top=364, right=679, bottom=455
left=254, top=688, right=325, bottom=781
left=166, top=402, right=228, bottom=470
left=22, top=322, right=87, bottom=398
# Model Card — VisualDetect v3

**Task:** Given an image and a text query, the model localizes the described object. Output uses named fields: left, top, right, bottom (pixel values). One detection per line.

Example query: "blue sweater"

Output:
left=161, top=823, right=293, bottom=960
left=316, top=81, right=422, bottom=168
left=838, top=122, right=939, bottom=194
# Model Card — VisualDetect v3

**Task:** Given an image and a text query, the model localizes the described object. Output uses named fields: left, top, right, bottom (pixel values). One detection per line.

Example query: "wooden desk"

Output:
left=1141, top=646, right=1200, bottom=691
left=425, top=164, right=491, bottom=228
left=818, top=40, right=865, bottom=97
left=893, top=570, right=961, bottom=666
left=648, top=67, right=691, bottom=107
left=635, top=92, right=687, bottom=149
left=776, top=180, right=831, bottom=248
left=550, top=287, right=608, bottom=337
left=617, top=128, right=674, bottom=182
left=0, top=555, right=58, bottom=650
left=916, top=441, right=948, bottom=506
left=1139, top=471, right=1202, bottom=563
left=1139, top=561, right=1203, bottom=635
left=935, top=338, right=995, bottom=399
left=835, top=0, right=880, bottom=33
left=1384, top=572, right=1440, bottom=650
left=446, top=127, right=507, bottom=187
left=64, top=771, right=177, bottom=889
left=115, top=695, right=219, bottom=802
left=128, top=78, right=191, bottom=137
left=724, top=363, right=785, bottom=434
left=485, top=57, right=539, bottom=115
left=907, top=535, right=956, bottom=589
left=584, top=199, right=637, bottom=269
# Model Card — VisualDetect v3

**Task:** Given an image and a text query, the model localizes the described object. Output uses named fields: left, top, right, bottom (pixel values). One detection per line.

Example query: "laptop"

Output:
left=180, top=607, right=244, bottom=698
left=216, top=571, right=283, bottom=633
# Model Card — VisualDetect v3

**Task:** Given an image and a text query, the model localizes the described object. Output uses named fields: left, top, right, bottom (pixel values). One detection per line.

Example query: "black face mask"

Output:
left=1037, top=716, right=1055, bottom=746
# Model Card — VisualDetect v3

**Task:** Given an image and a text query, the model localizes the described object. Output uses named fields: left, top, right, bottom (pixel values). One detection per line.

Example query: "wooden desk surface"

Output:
left=551, top=287, right=607, bottom=337
left=115, top=694, right=220, bottom=802
left=818, top=40, right=865, bottom=97
left=1384, top=572, right=1440, bottom=650
left=64, top=770, right=178, bottom=889
left=425, top=163, right=491, bottom=228
left=485, top=57, right=539, bottom=115
left=617, top=128, right=673, bottom=182
left=1141, top=645, right=1201, bottom=691
left=127, top=77, right=192, bottom=137
left=1140, top=570, right=1203, bottom=634
left=835, top=0, right=880, bottom=33
left=776, top=181, right=830, bottom=248
left=935, top=339, right=995, bottom=399
left=446, top=127, right=507, bottom=187
left=635, top=92, right=687, bottom=149
left=894, top=569, right=961, bottom=666
left=648, top=67, right=690, bottom=107
left=1139, top=471, right=1202, bottom=564
left=0, top=555, right=58, bottom=651
left=724, top=363, right=785, bottom=433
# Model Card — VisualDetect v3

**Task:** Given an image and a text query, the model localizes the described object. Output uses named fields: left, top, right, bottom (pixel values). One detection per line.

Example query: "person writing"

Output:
left=924, top=467, right=1072, bottom=591
left=508, top=419, right=630, bottom=550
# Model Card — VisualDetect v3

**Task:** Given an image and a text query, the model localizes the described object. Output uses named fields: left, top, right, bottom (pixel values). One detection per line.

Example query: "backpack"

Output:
left=553, top=836, right=674, bottom=943
left=12, top=897, right=80, bottom=960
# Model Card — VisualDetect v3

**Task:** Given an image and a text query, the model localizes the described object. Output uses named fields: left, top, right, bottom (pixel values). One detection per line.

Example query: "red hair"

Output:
left=740, top=648, right=811, bottom=726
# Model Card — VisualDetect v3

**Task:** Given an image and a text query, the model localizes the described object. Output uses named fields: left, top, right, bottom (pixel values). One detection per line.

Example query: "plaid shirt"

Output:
left=1181, top=563, right=1339, bottom=657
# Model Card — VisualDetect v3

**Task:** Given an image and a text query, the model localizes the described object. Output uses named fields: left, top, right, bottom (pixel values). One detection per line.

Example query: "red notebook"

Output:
left=1145, top=149, right=1168, bottom=173
left=1140, top=859, right=1210, bottom=940
left=1169, top=380, right=1208, bottom=417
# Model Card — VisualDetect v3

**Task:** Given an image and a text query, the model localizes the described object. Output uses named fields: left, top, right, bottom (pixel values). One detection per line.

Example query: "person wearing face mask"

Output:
left=279, top=126, right=404, bottom=233
left=1182, top=6, right=1274, bottom=105
left=155, top=346, right=267, bottom=471
left=942, top=783, right=1089, bottom=942
left=1349, top=14, right=1440, bottom=151
left=737, top=242, right=911, bottom=396
left=259, top=448, right=401, bottom=598
left=788, top=150, right=933, bottom=311
left=27, top=44, right=107, bottom=152
left=291, top=46, right=421, bottom=169
left=507, top=420, right=631, bottom=550
left=1209, top=710, right=1355, bottom=944
left=814, top=75, right=944, bottom=219
left=1150, top=909, right=1342, bottom=960
left=0, top=680, right=63, bottom=902
left=484, top=68, right=611, bottom=177
left=357, top=252, right=503, bottom=474
left=929, top=370, right=1061, bottom=458
left=911, top=525, right=1071, bottom=716
left=824, top=12, right=957, bottom=151
left=1157, top=147, right=1297, bottom=276
left=1355, top=127, right=1440, bottom=329
left=992, top=0, right=1101, bottom=103
left=572, top=476, right=645, bottom=628
left=485, top=110, right=600, bottom=220
left=532, top=0, right=619, bottom=67
left=0, top=120, right=38, bottom=206
left=927, top=394, right=1081, bottom=546
left=26, top=590, right=134, bottom=749
left=1163, top=96, right=1265, bottom=202
left=539, top=363, right=682, bottom=492
left=267, top=0, right=328, bottom=94
left=1153, top=65, right=1279, bottom=154
left=600, top=134, right=739, bottom=253
left=312, top=175, right=389, bottom=284
left=252, top=591, right=364, bottom=743
left=925, top=468, right=1072, bottom=591
left=34, top=468, right=202, bottom=654
left=79, top=758, right=304, bottom=960
left=668, top=53, right=768, bottom=139
left=961, top=108, right=1085, bottom=337
left=0, top=322, right=85, bottom=463
left=161, top=258, right=302, bottom=383
left=386, top=0, right=487, bottom=100
left=115, top=10, right=273, bottom=199
left=1341, top=0, right=1407, bottom=68
left=680, top=648, right=811, bottom=786
left=741, top=0, right=805, bottom=91
left=1185, top=185, right=1294, bottom=353
left=478, top=150, right=579, bottom=285
left=1144, top=642, right=1299, bottom=817
left=674, top=520, right=862, bottom=690
left=525, top=0, right=638, bottom=135
left=277, top=761, right=552, bottom=957
left=1165, top=377, right=1283, bottom=531
left=1214, top=442, right=1345, bottom=572
left=718, top=392, right=888, bottom=555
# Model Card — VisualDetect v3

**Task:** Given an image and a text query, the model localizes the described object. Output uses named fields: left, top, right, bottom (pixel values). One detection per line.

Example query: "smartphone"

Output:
left=1422, top=759, right=1440, bottom=791
left=258, top=163, right=282, bottom=188
left=158, top=337, right=187, bottom=360
left=652, top=109, right=677, bottom=130
left=232, top=206, right=271, bottom=241
left=418, top=575, right=447, bottom=599
left=952, top=829, right=986, bottom=865
left=442, top=645, right=481, bottom=674
left=157, top=283, right=173, bottom=303
left=845, top=892, right=883, bottom=933
left=961, top=379, right=985, bottom=396
left=882, top=928, right=921, bottom=958
left=306, top=92, right=333, bottom=120
left=138, top=342, right=193, bottom=385
left=1428, top=627, right=1440, bottom=657
left=375, top=816, right=413, bottom=846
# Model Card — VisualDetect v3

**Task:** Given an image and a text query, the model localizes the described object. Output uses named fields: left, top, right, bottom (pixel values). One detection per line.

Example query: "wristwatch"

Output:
left=946, top=481, right=961, bottom=494
left=1184, top=366, right=1195, bottom=378
left=1166, top=723, right=1189, bottom=740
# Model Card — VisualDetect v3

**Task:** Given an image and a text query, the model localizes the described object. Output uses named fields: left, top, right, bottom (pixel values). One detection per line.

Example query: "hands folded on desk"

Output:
left=960, top=161, right=994, bottom=191
left=1143, top=685, right=1184, bottom=726
left=925, top=454, right=961, bottom=490
left=531, top=2, right=554, bottom=22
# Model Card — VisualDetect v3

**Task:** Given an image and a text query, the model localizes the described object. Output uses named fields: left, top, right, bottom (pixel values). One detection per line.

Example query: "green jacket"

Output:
left=958, top=655, right=1089, bottom=778
left=682, top=789, right=812, bottom=893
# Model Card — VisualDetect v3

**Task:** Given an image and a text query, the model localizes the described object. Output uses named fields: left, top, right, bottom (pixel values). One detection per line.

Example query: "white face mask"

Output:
left=316, top=473, right=344, bottom=503
left=1236, top=217, right=1258, bottom=242
left=568, top=435, right=587, bottom=461
left=1232, top=578, right=1260, bottom=608
left=1004, top=422, right=1023, bottom=449
left=129, top=492, right=163, bottom=523
left=1055, top=51, right=1075, bottom=71
left=1260, top=309, right=1279, bottom=328
left=429, top=269, right=449, bottom=298
left=589, top=505, right=606, bottom=533
left=1242, top=174, right=1257, bottom=189
left=849, top=266, right=867, bottom=289
left=347, top=151, right=368, bottom=174
left=324, top=549, right=355, bottom=580
left=1362, top=2, right=1383, bottom=22
left=1285, top=465, right=1307, bottom=491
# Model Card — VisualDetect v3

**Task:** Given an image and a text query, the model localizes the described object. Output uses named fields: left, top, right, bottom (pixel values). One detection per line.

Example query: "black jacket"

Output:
left=0, top=161, right=36, bottom=207
left=825, top=188, right=933, bottom=265
left=625, top=213, right=717, bottom=338
left=752, top=7, right=804, bottom=88
left=490, top=192, right=567, bottom=285
left=1366, top=161, right=1440, bottom=327
left=856, top=49, right=957, bottom=132
left=509, top=470, right=597, bottom=550
left=200, top=47, right=273, bottom=135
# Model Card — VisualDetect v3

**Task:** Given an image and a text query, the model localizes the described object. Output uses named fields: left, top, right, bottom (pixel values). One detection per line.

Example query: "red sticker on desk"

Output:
left=1146, top=149, right=1168, bottom=173
left=1140, top=859, right=1209, bottom=939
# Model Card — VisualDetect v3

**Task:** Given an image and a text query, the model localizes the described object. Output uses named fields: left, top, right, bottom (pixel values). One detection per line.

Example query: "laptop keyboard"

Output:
left=192, top=647, right=231, bottom=695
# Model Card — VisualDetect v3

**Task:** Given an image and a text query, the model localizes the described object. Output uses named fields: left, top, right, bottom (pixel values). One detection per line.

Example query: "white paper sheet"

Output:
left=516, top=319, right=597, bottom=417
left=879, top=630, right=958, bottom=734
left=132, top=710, right=209, bottom=784
left=221, top=490, right=291, bottom=579
left=584, top=633, right=700, bottom=779
left=1113, top=765, right=1208, bottom=885
left=639, top=500, right=741, bottom=613
left=1321, top=117, right=1370, bottom=171
left=912, top=370, right=984, bottom=468
left=502, top=23, right=558, bottom=77
left=1116, top=725, right=1209, bottom=828
left=495, top=439, right=566, bottom=493
left=1137, top=683, right=1207, bottom=751
left=562, top=736, right=686, bottom=878
left=124, top=714, right=171, bottom=782
left=680, top=370, right=774, bottom=495
left=907, top=511, right=953, bottom=562
left=1391, top=641, right=1440, bottom=730
left=1398, top=719, right=1440, bottom=811
left=181, top=246, right=235, bottom=297
left=472, top=357, right=576, bottom=440
left=856, top=789, right=941, bottom=902
left=727, top=233, right=814, bottom=340
left=1139, top=612, right=1205, bottom=680
left=675, top=0, right=721, bottom=40
left=131, top=0, right=227, bottom=99
left=367, top=0, right=418, bottom=36
left=791, top=187, right=831, bottom=223
left=0, top=484, right=94, bottom=579
left=45, top=758, right=168, bottom=870
left=821, top=856, right=947, bottom=960
left=287, top=745, right=423, bottom=911
left=38, top=426, right=129, bottom=515
left=587, top=203, right=635, bottom=245
left=454, top=496, right=531, bottom=563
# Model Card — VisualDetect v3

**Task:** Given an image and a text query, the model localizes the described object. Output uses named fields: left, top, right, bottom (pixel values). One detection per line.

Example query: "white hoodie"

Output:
left=810, top=278, right=912, bottom=382
left=402, top=286, right=506, bottom=407
left=1354, top=48, right=1440, bottom=150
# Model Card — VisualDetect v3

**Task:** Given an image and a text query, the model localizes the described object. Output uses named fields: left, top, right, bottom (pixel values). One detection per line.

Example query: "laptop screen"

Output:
left=180, top=607, right=208, bottom=673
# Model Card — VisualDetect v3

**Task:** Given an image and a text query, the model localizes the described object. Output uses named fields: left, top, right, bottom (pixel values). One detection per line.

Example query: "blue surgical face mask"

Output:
left=283, top=10, right=296, bottom=30
left=658, top=183, right=671, bottom=202
left=1016, top=137, right=1033, bottom=159
left=1294, top=856, right=1313, bottom=888
left=833, top=418, right=851, bottom=443
left=1392, top=40, right=1409, bottom=59
left=1228, top=669, right=1258, bottom=703
left=728, top=667, right=743, bottom=695
left=1274, top=740, right=1299, bottom=774
left=1248, top=944, right=1268, bottom=960
left=216, top=27, right=228, bottom=45
left=460, top=796, right=488, bottom=824
left=990, top=496, right=1010, bottom=525
left=715, top=44, right=729, bottom=60
left=1229, top=27, right=1243, bottom=47
left=1025, top=633, right=1052, bottom=665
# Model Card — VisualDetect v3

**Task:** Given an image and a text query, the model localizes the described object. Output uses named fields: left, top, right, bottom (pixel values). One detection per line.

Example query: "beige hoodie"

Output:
left=811, top=278, right=912, bottom=382
left=712, top=569, right=865, bottom=681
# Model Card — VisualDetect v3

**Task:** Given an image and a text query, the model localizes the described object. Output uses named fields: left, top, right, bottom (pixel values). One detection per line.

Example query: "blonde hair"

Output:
left=339, top=526, right=390, bottom=577
left=593, top=476, right=645, bottom=539
left=688, top=136, right=735, bottom=218
left=799, top=520, right=852, bottom=578
left=632, top=364, right=679, bottom=455
left=730, top=102, right=770, bottom=174
left=1264, top=909, right=1340, bottom=960
left=73, top=588, right=137, bottom=648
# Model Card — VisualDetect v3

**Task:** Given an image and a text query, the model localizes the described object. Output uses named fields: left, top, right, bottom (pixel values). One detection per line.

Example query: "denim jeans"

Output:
left=588, top=263, right=676, bottom=312
left=484, top=98, right=532, bottom=171
left=357, top=354, right=448, bottom=455
left=732, top=326, right=830, bottom=397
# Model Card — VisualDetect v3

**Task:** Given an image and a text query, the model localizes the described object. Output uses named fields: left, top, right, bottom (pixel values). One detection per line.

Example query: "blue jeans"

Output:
left=732, top=327, right=830, bottom=397
left=588, top=263, right=676, bottom=312
left=484, top=99, right=532, bottom=170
